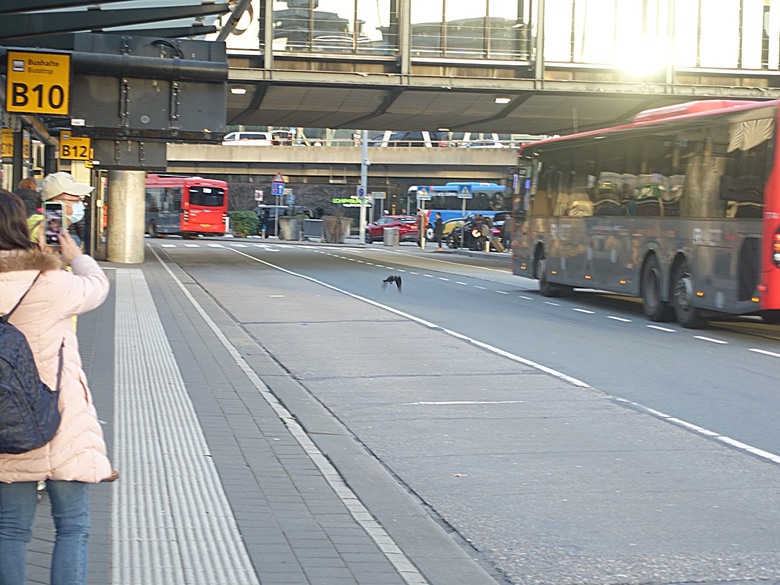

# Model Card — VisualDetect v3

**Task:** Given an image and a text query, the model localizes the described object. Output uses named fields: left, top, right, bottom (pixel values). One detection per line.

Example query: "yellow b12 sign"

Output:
left=59, top=131, right=91, bottom=161
left=1, top=129, right=13, bottom=159
left=6, top=51, right=71, bottom=116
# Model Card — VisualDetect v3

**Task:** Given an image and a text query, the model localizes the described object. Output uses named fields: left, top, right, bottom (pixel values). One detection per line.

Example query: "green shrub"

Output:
left=228, top=211, right=258, bottom=238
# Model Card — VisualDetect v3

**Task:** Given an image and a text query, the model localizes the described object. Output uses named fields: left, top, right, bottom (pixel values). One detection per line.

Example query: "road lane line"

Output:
left=647, top=325, right=676, bottom=332
left=694, top=336, right=728, bottom=344
left=749, top=348, right=780, bottom=358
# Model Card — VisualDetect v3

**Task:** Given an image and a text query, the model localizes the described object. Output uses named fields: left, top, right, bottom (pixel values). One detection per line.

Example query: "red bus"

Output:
left=145, top=174, right=228, bottom=237
left=513, top=99, right=780, bottom=328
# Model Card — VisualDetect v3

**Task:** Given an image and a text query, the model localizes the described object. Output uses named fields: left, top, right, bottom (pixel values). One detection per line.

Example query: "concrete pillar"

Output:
left=107, top=170, right=146, bottom=264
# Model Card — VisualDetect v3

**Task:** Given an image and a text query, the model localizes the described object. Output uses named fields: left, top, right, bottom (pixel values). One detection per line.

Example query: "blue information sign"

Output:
left=271, top=182, right=285, bottom=196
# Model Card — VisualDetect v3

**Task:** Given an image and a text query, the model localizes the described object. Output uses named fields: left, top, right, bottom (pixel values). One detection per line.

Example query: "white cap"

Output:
left=41, top=172, right=94, bottom=201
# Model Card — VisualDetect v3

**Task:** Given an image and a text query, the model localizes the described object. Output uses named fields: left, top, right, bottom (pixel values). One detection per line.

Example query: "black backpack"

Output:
left=0, top=272, right=62, bottom=454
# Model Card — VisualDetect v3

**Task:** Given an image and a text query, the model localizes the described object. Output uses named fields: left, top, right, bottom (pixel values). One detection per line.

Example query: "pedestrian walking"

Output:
left=433, top=212, right=444, bottom=251
left=0, top=189, right=116, bottom=585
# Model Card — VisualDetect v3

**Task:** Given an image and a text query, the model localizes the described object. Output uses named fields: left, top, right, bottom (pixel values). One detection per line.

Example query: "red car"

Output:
left=365, top=215, right=419, bottom=243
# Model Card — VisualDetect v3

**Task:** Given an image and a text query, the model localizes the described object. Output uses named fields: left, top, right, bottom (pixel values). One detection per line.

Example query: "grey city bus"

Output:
left=512, top=100, right=780, bottom=328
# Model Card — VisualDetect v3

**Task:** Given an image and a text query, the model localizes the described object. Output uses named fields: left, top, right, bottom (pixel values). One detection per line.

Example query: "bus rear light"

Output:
left=183, top=210, right=189, bottom=222
left=619, top=280, right=628, bottom=285
left=551, top=270, right=558, bottom=276
left=584, top=274, right=592, bottom=280
left=773, top=232, right=780, bottom=267
left=752, top=297, right=761, bottom=303
left=696, top=291, right=705, bottom=298
left=520, top=263, right=527, bottom=270
left=758, top=284, right=768, bottom=292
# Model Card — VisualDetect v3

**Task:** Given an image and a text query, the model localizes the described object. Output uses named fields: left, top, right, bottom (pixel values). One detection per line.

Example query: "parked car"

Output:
left=223, top=131, right=292, bottom=146
left=365, top=215, right=419, bottom=243
left=253, top=205, right=294, bottom=237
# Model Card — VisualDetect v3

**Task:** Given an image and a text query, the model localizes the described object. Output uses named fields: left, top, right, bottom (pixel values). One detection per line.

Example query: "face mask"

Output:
left=67, top=201, right=85, bottom=224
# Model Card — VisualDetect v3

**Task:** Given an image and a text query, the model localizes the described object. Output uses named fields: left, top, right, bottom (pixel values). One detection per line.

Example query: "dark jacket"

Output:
left=14, top=188, right=40, bottom=216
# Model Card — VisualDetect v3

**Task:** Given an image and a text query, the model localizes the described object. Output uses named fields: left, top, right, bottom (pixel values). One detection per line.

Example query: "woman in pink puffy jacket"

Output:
left=0, top=188, right=116, bottom=585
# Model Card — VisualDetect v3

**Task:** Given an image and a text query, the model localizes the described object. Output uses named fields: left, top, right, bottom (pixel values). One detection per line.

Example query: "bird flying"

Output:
left=382, top=275, right=402, bottom=292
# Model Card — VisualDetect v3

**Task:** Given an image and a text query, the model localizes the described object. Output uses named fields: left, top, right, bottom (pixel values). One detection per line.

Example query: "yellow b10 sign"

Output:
left=59, top=131, right=91, bottom=161
left=6, top=51, right=70, bottom=116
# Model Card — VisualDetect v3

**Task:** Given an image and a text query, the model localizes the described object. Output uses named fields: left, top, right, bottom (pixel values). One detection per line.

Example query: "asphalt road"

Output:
left=150, top=238, right=780, bottom=585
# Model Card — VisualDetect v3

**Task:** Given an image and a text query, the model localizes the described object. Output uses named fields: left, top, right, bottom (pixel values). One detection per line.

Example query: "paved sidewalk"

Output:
left=27, top=254, right=502, bottom=585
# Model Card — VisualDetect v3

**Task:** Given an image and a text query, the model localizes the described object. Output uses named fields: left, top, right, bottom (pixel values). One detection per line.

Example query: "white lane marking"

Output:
left=607, top=316, right=631, bottom=322
left=615, top=397, right=780, bottom=465
left=410, top=401, right=525, bottom=406
left=694, top=336, right=728, bottom=345
left=475, top=285, right=487, bottom=290
left=161, top=244, right=176, bottom=248
left=231, top=243, right=248, bottom=248
left=226, top=248, right=780, bottom=469
left=749, top=348, right=780, bottom=358
left=496, top=290, right=508, bottom=295
left=208, top=243, right=224, bottom=248
left=544, top=301, right=560, bottom=306
left=423, top=274, right=434, bottom=278
left=648, top=325, right=676, bottom=332
left=409, top=271, right=419, bottom=275
left=151, top=248, right=430, bottom=585
left=573, top=308, right=594, bottom=314
left=519, top=295, right=533, bottom=300
left=184, top=244, right=200, bottom=248
left=439, top=277, right=450, bottom=281
left=456, top=282, right=468, bottom=286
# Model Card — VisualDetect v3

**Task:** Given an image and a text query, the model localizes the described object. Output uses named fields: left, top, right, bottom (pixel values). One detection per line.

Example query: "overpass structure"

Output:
left=166, top=143, right=518, bottom=183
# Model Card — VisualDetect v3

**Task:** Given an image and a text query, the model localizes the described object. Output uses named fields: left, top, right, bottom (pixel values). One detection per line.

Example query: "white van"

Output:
left=222, top=131, right=292, bottom=146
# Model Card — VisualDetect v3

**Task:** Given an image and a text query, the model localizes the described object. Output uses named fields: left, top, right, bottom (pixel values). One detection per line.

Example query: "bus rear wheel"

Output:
left=672, top=261, right=706, bottom=329
left=641, top=256, right=673, bottom=321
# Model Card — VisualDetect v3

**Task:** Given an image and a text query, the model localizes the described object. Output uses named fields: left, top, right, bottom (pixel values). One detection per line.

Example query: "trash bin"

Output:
left=303, top=219, right=323, bottom=240
left=384, top=227, right=400, bottom=246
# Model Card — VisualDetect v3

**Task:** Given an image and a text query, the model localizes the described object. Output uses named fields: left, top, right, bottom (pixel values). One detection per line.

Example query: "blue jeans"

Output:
left=0, top=481, right=90, bottom=585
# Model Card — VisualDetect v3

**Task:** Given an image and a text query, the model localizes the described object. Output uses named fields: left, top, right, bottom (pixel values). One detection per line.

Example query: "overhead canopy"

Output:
left=0, top=1, right=229, bottom=44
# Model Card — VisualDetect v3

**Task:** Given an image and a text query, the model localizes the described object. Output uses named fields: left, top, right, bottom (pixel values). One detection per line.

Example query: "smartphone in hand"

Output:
left=42, top=201, right=65, bottom=246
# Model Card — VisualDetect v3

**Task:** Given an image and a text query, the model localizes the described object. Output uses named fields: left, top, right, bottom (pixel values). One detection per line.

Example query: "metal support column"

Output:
left=107, top=170, right=146, bottom=264
left=398, top=0, right=411, bottom=75
left=12, top=129, right=23, bottom=188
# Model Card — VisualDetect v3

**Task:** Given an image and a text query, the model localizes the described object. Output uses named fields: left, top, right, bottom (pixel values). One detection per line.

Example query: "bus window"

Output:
left=190, top=186, right=225, bottom=207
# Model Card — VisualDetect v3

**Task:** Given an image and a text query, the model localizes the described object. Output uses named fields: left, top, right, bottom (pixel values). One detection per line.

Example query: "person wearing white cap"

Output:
left=40, top=172, right=94, bottom=247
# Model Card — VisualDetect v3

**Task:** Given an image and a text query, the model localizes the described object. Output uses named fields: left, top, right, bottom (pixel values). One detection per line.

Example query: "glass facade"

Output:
left=271, top=0, right=397, bottom=54
left=545, top=0, right=780, bottom=71
left=410, top=0, right=524, bottom=60
left=260, top=0, right=780, bottom=73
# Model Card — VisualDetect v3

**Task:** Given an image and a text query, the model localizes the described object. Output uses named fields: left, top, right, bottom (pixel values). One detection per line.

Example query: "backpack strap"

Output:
left=3, top=271, right=43, bottom=322
left=3, top=271, right=65, bottom=391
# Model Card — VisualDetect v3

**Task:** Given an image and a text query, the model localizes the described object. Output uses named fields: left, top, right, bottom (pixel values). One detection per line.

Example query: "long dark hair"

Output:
left=0, top=189, right=36, bottom=250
